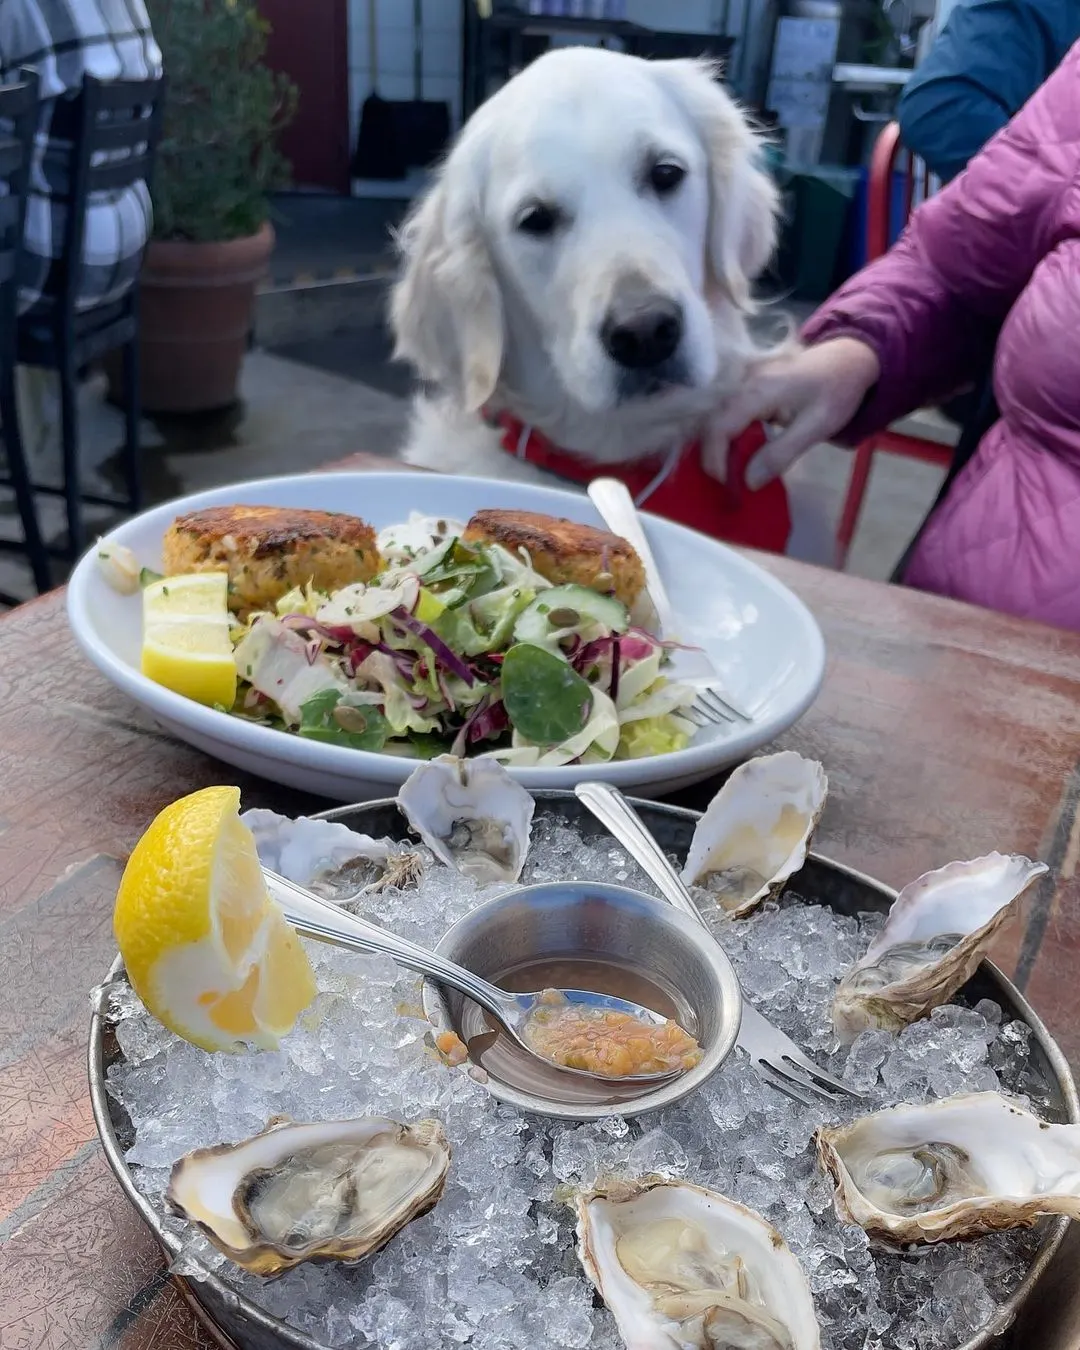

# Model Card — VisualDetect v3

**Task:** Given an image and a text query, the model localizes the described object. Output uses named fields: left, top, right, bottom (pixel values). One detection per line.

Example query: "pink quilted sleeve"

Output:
left=803, top=40, right=1080, bottom=442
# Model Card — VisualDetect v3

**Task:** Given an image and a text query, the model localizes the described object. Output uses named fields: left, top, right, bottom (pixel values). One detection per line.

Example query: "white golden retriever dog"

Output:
left=390, top=46, right=781, bottom=482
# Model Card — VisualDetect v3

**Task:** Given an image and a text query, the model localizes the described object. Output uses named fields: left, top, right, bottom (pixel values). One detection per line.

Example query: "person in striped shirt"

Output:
left=1, top=0, right=161, bottom=314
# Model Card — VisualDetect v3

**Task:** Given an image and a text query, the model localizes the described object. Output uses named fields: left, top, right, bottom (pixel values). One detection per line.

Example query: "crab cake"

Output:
left=463, top=509, right=644, bottom=607
left=162, top=505, right=381, bottom=616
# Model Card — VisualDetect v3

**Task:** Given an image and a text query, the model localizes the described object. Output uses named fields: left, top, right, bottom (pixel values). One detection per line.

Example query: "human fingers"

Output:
left=700, top=421, right=731, bottom=483
left=743, top=412, right=824, bottom=489
left=710, top=382, right=786, bottom=441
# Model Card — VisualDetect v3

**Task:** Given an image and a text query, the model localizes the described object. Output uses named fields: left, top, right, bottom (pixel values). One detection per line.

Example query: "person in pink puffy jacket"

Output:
left=709, top=39, right=1080, bottom=631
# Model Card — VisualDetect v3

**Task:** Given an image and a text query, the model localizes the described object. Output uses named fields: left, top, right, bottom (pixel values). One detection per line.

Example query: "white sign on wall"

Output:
left=766, top=16, right=840, bottom=129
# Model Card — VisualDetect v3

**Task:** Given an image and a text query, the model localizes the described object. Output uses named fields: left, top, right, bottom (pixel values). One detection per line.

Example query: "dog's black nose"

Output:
left=601, top=297, right=684, bottom=370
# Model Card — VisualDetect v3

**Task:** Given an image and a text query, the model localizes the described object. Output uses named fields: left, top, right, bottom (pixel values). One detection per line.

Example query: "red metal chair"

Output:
left=833, top=122, right=954, bottom=569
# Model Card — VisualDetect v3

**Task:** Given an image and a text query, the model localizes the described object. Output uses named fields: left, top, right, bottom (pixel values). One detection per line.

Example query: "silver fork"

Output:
left=586, top=477, right=753, bottom=725
left=686, top=684, right=753, bottom=728
left=574, top=781, right=864, bottom=1108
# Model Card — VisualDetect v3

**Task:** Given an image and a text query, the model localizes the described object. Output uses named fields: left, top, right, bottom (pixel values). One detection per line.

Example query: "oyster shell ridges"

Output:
left=166, top=1116, right=450, bottom=1276
left=680, top=751, right=828, bottom=919
left=575, top=1177, right=820, bottom=1350
left=397, top=755, right=535, bottom=884
left=242, top=809, right=394, bottom=886
left=831, top=853, right=1048, bottom=1041
left=816, top=1092, right=1080, bottom=1246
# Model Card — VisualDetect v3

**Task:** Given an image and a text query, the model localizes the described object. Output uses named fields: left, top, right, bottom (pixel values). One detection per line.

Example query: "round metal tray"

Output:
left=89, top=794, right=1079, bottom=1350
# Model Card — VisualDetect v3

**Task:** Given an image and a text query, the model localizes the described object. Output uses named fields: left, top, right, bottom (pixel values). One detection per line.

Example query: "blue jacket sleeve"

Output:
left=898, top=0, right=1080, bottom=180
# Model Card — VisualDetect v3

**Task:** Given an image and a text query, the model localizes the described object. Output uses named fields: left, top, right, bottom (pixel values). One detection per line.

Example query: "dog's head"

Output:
left=391, top=48, right=778, bottom=429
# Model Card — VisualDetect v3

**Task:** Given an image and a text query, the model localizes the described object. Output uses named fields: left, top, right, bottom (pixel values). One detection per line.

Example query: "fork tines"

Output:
left=687, top=685, right=753, bottom=727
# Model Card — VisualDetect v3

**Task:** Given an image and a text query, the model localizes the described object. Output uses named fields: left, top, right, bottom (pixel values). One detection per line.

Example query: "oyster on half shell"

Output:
left=816, top=1092, right=1080, bottom=1246
left=243, top=809, right=394, bottom=884
left=243, top=809, right=422, bottom=901
left=681, top=752, right=828, bottom=918
left=166, top=1116, right=450, bottom=1276
left=832, top=853, right=1048, bottom=1040
left=397, top=755, right=534, bottom=884
left=575, top=1179, right=820, bottom=1350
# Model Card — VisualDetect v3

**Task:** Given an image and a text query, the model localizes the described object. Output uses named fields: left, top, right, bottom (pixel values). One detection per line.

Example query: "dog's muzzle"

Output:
left=600, top=282, right=684, bottom=372
left=598, top=278, right=690, bottom=401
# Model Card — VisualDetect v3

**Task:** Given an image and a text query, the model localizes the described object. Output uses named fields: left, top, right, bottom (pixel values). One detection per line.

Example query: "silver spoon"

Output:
left=261, top=867, right=688, bottom=1085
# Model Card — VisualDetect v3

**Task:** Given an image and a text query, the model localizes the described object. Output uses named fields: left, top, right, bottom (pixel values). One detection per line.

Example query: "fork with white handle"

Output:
left=574, top=780, right=864, bottom=1107
left=586, top=477, right=752, bottom=726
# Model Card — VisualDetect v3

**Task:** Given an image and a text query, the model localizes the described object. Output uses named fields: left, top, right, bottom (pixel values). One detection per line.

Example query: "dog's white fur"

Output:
left=390, top=47, right=782, bottom=481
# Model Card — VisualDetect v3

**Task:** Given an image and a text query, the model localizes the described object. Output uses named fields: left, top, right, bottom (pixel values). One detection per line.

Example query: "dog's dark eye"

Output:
left=650, top=161, right=686, bottom=195
left=516, top=203, right=559, bottom=237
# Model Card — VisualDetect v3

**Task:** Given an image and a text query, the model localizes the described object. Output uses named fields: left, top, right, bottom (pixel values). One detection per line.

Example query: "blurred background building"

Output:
left=258, top=0, right=951, bottom=297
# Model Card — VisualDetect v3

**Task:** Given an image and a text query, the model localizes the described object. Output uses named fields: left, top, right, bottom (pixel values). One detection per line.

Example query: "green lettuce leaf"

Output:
left=500, top=643, right=592, bottom=744
left=298, top=689, right=391, bottom=751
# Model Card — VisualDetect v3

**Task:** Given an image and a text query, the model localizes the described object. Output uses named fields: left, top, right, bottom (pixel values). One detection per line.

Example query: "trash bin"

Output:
left=843, top=166, right=908, bottom=275
left=773, top=163, right=860, bottom=302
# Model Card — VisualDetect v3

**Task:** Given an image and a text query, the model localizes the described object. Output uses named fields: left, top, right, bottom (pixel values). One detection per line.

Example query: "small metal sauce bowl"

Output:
left=422, top=880, right=742, bottom=1120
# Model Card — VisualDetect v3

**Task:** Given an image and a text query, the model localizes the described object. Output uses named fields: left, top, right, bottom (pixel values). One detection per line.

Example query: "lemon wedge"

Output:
left=141, top=572, right=237, bottom=707
left=114, top=786, right=318, bottom=1053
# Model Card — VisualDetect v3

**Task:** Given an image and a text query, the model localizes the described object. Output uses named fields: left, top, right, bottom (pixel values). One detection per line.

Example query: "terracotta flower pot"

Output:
left=114, top=221, right=275, bottom=414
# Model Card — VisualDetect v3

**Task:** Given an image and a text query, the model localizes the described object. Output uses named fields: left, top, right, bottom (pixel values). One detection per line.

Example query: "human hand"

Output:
left=705, top=338, right=881, bottom=488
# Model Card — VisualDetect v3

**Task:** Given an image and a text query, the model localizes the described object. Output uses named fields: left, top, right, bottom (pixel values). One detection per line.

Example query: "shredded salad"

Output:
left=228, top=514, right=698, bottom=765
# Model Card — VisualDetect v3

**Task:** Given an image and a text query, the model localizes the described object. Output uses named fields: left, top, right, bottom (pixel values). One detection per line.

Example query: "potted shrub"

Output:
left=121, top=0, right=296, bottom=413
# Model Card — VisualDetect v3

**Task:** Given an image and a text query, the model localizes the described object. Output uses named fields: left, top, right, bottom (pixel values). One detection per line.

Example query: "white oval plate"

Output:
left=66, top=472, right=825, bottom=801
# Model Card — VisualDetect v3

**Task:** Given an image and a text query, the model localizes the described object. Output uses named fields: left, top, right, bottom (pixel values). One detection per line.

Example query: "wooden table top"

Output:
left=3, top=450, right=1079, bottom=1350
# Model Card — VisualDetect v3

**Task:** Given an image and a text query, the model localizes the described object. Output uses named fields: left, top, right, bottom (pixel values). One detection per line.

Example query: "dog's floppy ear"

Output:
left=390, top=165, right=504, bottom=412
left=658, top=59, right=779, bottom=309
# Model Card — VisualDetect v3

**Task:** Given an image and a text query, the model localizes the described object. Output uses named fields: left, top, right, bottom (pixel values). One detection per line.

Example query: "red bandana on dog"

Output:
left=488, top=414, right=790, bottom=553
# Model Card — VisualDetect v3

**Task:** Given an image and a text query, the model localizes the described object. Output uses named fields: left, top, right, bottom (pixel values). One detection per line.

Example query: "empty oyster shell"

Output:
left=397, top=755, right=534, bottom=884
left=832, top=853, right=1047, bottom=1040
left=576, top=1179, right=820, bottom=1350
left=166, top=1116, right=450, bottom=1276
left=816, top=1092, right=1080, bottom=1246
left=681, top=752, right=827, bottom=917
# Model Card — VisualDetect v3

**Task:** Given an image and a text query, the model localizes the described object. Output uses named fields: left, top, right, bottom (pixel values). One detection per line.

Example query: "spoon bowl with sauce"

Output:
left=423, top=880, right=744, bottom=1120
left=261, top=869, right=700, bottom=1085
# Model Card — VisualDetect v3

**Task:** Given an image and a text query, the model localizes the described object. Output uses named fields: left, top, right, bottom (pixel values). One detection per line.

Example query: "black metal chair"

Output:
left=0, top=70, right=51, bottom=603
left=12, top=74, right=164, bottom=561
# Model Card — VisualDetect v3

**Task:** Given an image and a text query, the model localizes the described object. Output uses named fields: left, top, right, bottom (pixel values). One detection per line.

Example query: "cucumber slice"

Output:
left=513, top=584, right=628, bottom=646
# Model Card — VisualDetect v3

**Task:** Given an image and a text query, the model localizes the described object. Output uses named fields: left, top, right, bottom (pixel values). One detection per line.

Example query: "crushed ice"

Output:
left=106, top=817, right=1051, bottom=1350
